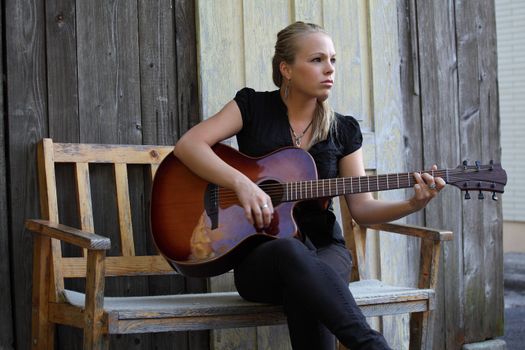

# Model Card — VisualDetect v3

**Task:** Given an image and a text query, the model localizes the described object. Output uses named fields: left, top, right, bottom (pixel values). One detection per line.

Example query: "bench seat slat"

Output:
left=62, top=279, right=433, bottom=321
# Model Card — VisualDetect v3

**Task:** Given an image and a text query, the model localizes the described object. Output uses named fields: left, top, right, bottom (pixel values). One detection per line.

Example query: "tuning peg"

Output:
left=490, top=160, right=494, bottom=170
left=475, top=161, right=481, bottom=171
left=492, top=192, right=498, bottom=201
left=463, top=160, right=468, bottom=169
left=478, top=191, right=484, bottom=200
left=464, top=190, right=471, bottom=200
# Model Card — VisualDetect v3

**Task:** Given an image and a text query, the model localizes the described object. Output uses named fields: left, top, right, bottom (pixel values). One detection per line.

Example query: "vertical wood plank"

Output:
left=45, top=0, right=79, bottom=142
left=197, top=0, right=245, bottom=121
left=138, top=0, right=179, bottom=146
left=173, top=0, right=201, bottom=136
left=412, top=1, right=464, bottom=348
left=5, top=0, right=48, bottom=348
left=456, top=0, right=504, bottom=343
left=243, top=0, right=290, bottom=91
left=323, top=0, right=366, bottom=122
left=396, top=0, right=425, bottom=296
left=0, top=2, right=14, bottom=347
left=293, top=0, right=323, bottom=24
left=76, top=0, right=141, bottom=144
left=368, top=1, right=409, bottom=347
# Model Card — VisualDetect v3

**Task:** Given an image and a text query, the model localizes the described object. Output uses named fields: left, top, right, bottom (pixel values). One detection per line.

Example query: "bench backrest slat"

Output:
left=114, top=163, right=135, bottom=256
left=37, top=139, right=177, bottom=287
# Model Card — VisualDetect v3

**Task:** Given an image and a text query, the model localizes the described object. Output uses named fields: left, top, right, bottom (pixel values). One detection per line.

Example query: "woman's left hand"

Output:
left=409, top=165, right=446, bottom=211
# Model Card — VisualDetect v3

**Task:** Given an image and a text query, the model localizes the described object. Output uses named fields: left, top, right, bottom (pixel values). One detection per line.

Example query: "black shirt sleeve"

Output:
left=334, top=114, right=363, bottom=158
left=233, top=87, right=256, bottom=129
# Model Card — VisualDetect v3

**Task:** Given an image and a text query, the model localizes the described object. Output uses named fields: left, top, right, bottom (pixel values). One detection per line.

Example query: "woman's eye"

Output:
left=312, top=57, right=321, bottom=62
left=331, top=58, right=336, bottom=64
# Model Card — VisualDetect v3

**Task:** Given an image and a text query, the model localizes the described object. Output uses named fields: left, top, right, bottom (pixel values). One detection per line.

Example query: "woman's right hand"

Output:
left=233, top=177, right=274, bottom=230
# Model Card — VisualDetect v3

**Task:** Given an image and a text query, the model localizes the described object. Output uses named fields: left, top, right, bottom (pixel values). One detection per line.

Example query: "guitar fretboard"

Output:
left=284, top=170, right=448, bottom=201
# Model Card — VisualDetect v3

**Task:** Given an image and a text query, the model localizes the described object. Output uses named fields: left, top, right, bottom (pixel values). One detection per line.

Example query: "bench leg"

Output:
left=409, top=310, right=434, bottom=350
left=83, top=250, right=108, bottom=350
left=31, top=306, right=55, bottom=350
left=32, top=235, right=55, bottom=350
left=83, top=329, right=109, bottom=350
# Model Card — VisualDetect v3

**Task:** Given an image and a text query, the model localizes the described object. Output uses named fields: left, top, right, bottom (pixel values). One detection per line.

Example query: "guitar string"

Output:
left=206, top=169, right=500, bottom=205
left=209, top=170, right=497, bottom=202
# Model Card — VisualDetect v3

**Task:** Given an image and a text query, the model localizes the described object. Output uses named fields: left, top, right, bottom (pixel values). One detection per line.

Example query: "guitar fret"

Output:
left=397, top=173, right=400, bottom=189
left=367, top=176, right=370, bottom=192
left=376, top=175, right=379, bottom=191
left=386, top=174, right=389, bottom=189
left=350, top=177, right=353, bottom=193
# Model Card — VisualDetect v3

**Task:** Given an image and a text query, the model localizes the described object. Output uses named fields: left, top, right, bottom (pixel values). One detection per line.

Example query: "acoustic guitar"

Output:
left=150, top=143, right=507, bottom=277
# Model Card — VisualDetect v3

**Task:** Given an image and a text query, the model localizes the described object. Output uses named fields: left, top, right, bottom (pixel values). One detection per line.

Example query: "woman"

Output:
left=174, top=21, right=445, bottom=350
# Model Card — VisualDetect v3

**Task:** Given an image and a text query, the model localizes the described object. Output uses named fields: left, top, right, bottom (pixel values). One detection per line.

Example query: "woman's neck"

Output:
left=280, top=89, right=316, bottom=123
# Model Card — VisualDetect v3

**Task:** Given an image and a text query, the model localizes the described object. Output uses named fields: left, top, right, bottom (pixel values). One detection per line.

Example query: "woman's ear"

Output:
left=279, top=61, right=292, bottom=81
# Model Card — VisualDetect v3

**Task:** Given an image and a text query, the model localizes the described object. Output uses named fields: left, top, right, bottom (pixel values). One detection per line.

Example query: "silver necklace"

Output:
left=289, top=120, right=313, bottom=147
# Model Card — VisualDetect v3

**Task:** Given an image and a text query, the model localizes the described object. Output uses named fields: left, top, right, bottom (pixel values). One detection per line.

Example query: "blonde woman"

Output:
left=174, top=21, right=444, bottom=350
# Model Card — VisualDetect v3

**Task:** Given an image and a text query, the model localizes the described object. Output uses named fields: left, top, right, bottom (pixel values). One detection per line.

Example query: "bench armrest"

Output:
left=364, top=222, right=453, bottom=241
left=26, top=219, right=111, bottom=250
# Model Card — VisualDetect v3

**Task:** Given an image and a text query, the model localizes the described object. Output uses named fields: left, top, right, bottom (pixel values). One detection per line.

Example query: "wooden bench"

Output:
left=26, top=138, right=452, bottom=349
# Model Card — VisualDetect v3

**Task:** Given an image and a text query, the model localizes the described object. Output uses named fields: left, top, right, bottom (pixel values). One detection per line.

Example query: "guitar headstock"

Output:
left=447, top=160, right=507, bottom=200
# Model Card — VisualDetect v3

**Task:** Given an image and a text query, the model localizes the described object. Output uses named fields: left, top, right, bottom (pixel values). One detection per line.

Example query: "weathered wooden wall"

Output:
left=397, top=0, right=503, bottom=348
left=4, top=0, right=203, bottom=349
left=0, top=0, right=503, bottom=349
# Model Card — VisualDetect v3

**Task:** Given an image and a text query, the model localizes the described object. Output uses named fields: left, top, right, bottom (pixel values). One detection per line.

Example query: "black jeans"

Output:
left=233, top=237, right=392, bottom=350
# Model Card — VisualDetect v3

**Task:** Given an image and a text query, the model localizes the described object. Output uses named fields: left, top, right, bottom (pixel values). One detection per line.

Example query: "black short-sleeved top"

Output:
left=234, top=87, right=363, bottom=247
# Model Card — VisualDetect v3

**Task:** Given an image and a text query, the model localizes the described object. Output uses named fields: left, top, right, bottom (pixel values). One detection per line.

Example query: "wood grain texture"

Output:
left=368, top=1, right=410, bottom=347
left=26, top=219, right=111, bottom=250
left=0, top=2, right=14, bottom=347
left=6, top=0, right=201, bottom=348
left=84, top=250, right=108, bottom=349
left=114, top=164, right=135, bottom=256
left=31, top=235, right=54, bottom=350
left=456, top=0, right=503, bottom=343
left=5, top=0, right=48, bottom=348
left=53, top=142, right=173, bottom=164
left=60, top=255, right=176, bottom=278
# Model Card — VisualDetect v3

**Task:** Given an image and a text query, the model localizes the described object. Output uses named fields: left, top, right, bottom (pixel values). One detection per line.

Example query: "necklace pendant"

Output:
left=295, top=138, right=301, bottom=147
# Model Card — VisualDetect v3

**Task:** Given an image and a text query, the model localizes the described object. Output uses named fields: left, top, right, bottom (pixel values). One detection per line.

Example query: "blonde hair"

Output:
left=272, top=21, right=335, bottom=145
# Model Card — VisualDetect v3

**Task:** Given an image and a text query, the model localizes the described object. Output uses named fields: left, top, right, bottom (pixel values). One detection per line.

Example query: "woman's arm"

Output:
left=340, top=148, right=446, bottom=225
left=173, top=100, right=273, bottom=229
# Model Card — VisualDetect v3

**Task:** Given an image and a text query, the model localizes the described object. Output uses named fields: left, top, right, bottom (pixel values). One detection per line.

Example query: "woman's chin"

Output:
left=317, top=92, right=330, bottom=102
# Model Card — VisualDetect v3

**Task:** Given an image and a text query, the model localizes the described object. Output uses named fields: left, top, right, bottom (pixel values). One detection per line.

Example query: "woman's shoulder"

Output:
left=234, top=87, right=278, bottom=100
left=331, top=112, right=363, bottom=155
left=333, top=112, right=361, bottom=132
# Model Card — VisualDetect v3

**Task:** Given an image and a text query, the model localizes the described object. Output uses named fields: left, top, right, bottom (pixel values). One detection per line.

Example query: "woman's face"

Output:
left=287, top=32, right=336, bottom=101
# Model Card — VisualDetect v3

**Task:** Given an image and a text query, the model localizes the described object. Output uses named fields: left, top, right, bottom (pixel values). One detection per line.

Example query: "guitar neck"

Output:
left=283, top=169, right=448, bottom=201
